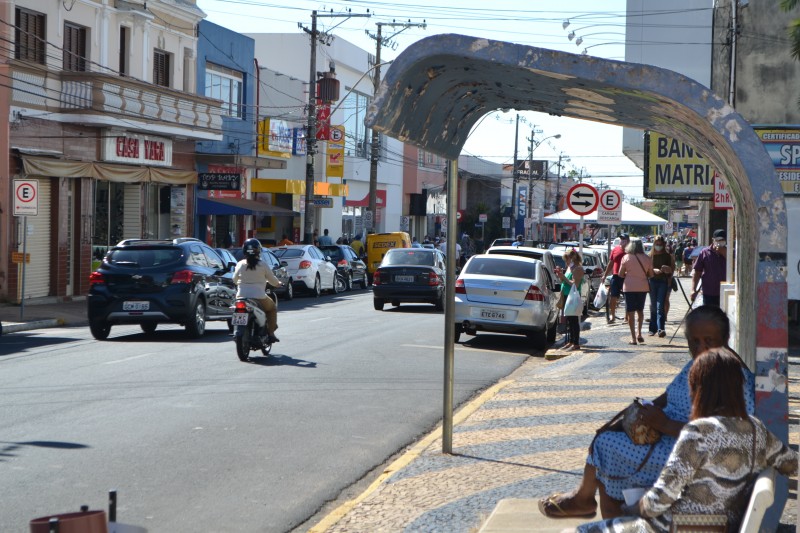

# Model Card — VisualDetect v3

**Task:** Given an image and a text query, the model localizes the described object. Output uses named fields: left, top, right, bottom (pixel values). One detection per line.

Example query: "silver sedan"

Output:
left=454, top=255, right=561, bottom=349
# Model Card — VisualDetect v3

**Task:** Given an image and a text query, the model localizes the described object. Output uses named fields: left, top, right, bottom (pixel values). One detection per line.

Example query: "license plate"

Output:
left=123, top=301, right=149, bottom=311
left=480, top=309, right=507, bottom=320
left=231, top=313, right=249, bottom=326
left=395, top=275, right=414, bottom=283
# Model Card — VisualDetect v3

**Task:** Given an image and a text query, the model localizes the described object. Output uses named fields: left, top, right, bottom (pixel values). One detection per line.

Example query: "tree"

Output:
left=781, top=0, right=800, bottom=59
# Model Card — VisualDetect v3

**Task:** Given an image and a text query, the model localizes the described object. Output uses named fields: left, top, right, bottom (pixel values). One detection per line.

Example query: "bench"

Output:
left=477, top=468, right=776, bottom=533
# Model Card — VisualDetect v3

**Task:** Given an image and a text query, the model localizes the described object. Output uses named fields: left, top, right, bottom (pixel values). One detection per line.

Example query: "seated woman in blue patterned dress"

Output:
left=538, top=306, right=755, bottom=519
left=571, top=347, right=796, bottom=533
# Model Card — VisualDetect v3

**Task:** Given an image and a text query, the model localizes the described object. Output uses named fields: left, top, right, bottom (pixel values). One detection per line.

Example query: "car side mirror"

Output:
left=227, top=261, right=236, bottom=269
left=325, top=256, right=332, bottom=262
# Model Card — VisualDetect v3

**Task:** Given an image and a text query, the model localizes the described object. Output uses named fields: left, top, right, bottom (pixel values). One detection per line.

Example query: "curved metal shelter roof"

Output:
left=366, top=34, right=789, bottom=448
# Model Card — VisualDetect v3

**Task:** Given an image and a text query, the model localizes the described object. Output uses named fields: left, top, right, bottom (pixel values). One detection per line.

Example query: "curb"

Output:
left=2, top=319, right=63, bottom=334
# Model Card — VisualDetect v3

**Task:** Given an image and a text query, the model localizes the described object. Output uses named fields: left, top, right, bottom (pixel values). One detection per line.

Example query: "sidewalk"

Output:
left=305, top=293, right=799, bottom=533
left=0, top=296, right=88, bottom=334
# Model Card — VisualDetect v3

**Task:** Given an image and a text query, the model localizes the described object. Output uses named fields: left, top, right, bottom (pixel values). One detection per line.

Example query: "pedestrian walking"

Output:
left=674, top=240, right=686, bottom=276
left=601, top=233, right=629, bottom=323
left=648, top=235, right=674, bottom=338
left=691, top=229, right=727, bottom=307
left=555, top=248, right=585, bottom=352
left=682, top=239, right=696, bottom=276
left=350, top=234, right=365, bottom=258
left=618, top=239, right=654, bottom=345
left=318, top=228, right=334, bottom=246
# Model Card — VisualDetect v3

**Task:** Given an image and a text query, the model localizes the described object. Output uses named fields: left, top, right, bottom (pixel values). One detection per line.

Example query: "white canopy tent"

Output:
left=543, top=202, right=668, bottom=226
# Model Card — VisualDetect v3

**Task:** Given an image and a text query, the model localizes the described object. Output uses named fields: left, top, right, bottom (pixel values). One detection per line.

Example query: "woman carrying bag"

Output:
left=618, top=239, right=654, bottom=345
left=556, top=248, right=585, bottom=352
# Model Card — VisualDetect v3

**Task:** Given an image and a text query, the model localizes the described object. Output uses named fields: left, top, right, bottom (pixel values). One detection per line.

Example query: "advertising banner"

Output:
left=257, top=118, right=293, bottom=159
left=755, top=128, right=800, bottom=196
left=326, top=125, right=345, bottom=179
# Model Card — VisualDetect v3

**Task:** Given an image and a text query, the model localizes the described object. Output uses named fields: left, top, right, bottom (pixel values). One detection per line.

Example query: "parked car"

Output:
left=318, top=244, right=368, bottom=290
left=454, top=254, right=560, bottom=350
left=230, top=247, right=293, bottom=300
left=492, top=237, right=536, bottom=247
left=214, top=247, right=238, bottom=270
left=549, top=245, right=606, bottom=307
left=372, top=248, right=447, bottom=311
left=485, top=246, right=557, bottom=279
left=272, top=245, right=339, bottom=297
left=88, top=238, right=235, bottom=339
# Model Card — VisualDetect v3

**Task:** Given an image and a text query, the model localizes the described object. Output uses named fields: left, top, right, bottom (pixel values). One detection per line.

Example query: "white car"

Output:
left=272, top=245, right=339, bottom=297
left=454, top=254, right=560, bottom=350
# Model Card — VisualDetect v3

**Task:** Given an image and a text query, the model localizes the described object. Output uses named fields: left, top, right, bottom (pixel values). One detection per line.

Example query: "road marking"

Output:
left=307, top=379, right=513, bottom=533
left=401, top=344, right=529, bottom=357
left=103, top=352, right=157, bottom=365
left=308, top=317, right=331, bottom=323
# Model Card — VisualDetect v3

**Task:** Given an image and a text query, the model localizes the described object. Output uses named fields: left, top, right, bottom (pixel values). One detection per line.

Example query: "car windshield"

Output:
left=273, top=249, right=304, bottom=259
left=463, top=257, right=536, bottom=279
left=107, top=247, right=182, bottom=267
left=383, top=250, right=434, bottom=266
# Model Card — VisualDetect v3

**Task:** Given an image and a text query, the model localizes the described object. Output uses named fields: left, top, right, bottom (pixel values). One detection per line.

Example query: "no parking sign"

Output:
left=14, top=179, right=39, bottom=216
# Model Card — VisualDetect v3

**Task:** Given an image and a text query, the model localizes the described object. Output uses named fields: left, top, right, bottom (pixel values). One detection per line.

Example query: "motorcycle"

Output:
left=231, top=291, right=276, bottom=361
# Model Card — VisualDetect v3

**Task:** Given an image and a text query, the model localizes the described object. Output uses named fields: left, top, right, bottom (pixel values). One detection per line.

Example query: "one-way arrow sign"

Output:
left=566, top=183, right=599, bottom=216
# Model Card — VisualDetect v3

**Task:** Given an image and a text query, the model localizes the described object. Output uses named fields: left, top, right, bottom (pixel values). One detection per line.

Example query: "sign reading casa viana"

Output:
left=102, top=133, right=173, bottom=167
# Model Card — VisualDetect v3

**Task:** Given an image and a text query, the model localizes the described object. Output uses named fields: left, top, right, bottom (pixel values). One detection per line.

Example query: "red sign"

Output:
left=316, top=102, right=331, bottom=141
left=566, top=183, right=599, bottom=216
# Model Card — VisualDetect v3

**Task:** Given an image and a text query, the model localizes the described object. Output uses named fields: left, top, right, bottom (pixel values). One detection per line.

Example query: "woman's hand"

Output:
left=639, top=404, right=683, bottom=437
left=661, top=265, right=672, bottom=275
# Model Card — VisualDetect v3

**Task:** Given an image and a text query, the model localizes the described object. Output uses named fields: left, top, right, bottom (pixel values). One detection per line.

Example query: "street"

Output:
left=0, top=290, right=532, bottom=532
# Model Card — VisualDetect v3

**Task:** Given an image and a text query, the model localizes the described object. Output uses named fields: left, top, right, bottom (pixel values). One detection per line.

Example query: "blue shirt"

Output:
left=317, top=235, right=333, bottom=246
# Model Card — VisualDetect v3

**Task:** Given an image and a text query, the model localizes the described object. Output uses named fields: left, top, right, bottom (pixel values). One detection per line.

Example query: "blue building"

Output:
left=194, top=20, right=288, bottom=246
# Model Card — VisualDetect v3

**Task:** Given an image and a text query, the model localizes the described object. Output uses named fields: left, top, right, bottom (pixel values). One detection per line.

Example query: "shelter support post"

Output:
left=442, top=159, right=458, bottom=454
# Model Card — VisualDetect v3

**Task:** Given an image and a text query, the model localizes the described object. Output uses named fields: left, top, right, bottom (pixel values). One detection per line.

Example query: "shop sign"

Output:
left=103, top=133, right=173, bottom=167
left=198, top=173, right=241, bottom=191
left=755, top=128, right=800, bottom=196
left=293, top=127, right=307, bottom=156
left=644, top=131, right=716, bottom=199
left=326, top=125, right=345, bottom=179
left=257, top=119, right=292, bottom=158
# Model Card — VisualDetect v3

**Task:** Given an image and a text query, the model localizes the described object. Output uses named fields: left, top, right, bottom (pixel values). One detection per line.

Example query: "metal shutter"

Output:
left=17, top=179, right=52, bottom=300
left=122, top=183, right=142, bottom=239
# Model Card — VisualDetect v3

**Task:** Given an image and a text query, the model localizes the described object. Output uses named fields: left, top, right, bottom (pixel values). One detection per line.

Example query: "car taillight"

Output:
left=171, top=270, right=194, bottom=284
left=373, top=271, right=381, bottom=285
left=428, top=271, right=440, bottom=286
left=299, top=260, right=312, bottom=269
left=525, top=285, right=544, bottom=301
left=235, top=300, right=248, bottom=312
left=338, top=259, right=348, bottom=267
left=89, top=271, right=105, bottom=286
left=455, top=279, right=466, bottom=294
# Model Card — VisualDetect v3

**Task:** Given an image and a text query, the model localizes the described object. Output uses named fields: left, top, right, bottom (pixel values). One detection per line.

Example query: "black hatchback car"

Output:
left=318, top=244, right=368, bottom=290
left=88, top=238, right=235, bottom=340
left=372, top=248, right=447, bottom=311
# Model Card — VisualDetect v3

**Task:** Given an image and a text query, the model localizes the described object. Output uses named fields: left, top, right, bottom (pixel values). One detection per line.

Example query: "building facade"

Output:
left=0, top=0, right=223, bottom=303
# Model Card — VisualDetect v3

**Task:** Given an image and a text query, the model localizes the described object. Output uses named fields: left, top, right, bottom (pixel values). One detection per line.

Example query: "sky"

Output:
left=196, top=0, right=647, bottom=200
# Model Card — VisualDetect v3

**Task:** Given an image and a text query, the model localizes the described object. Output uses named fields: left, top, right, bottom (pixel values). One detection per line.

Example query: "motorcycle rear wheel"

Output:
left=236, top=325, right=251, bottom=361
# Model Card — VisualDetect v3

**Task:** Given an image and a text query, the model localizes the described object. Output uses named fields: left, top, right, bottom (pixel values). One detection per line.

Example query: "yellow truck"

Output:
left=365, top=232, right=411, bottom=282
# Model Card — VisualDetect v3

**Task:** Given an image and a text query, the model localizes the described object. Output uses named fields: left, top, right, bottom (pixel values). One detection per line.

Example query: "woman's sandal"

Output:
left=637, top=335, right=645, bottom=343
left=538, top=494, right=597, bottom=519
left=628, top=340, right=638, bottom=345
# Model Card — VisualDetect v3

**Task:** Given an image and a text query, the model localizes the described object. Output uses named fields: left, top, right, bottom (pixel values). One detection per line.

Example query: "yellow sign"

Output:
left=326, top=125, right=345, bottom=179
left=12, top=252, right=30, bottom=263
left=257, top=118, right=292, bottom=159
left=644, top=132, right=717, bottom=198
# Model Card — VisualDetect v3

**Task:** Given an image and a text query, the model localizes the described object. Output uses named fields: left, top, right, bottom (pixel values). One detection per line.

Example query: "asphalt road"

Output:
left=0, top=289, right=535, bottom=532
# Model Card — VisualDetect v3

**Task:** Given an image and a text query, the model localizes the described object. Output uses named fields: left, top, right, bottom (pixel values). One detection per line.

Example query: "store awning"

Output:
left=251, top=178, right=348, bottom=197
left=197, top=197, right=299, bottom=217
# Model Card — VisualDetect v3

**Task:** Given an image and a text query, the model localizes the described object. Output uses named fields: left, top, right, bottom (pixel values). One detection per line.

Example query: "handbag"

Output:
left=671, top=277, right=679, bottom=292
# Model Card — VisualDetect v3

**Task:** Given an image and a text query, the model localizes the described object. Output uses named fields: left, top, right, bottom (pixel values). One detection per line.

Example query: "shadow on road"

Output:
left=0, top=334, right=77, bottom=357
left=0, top=440, right=90, bottom=462
left=458, top=333, right=542, bottom=356
left=244, top=353, right=317, bottom=368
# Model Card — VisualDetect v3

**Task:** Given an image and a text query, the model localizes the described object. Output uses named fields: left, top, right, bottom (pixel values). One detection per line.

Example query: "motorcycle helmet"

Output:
left=242, top=238, right=262, bottom=257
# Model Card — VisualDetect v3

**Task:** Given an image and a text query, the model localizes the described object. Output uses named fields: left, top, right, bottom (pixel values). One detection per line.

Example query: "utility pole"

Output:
left=300, top=10, right=370, bottom=244
left=366, top=20, right=425, bottom=232
left=510, top=114, right=519, bottom=238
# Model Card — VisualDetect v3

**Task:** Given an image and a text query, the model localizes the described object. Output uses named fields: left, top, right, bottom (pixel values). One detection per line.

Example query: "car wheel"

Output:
left=359, top=274, right=368, bottom=289
left=434, top=292, right=445, bottom=311
left=185, top=300, right=206, bottom=338
left=89, top=320, right=111, bottom=340
left=547, top=319, right=557, bottom=343
left=334, top=274, right=346, bottom=294
left=455, top=324, right=463, bottom=343
left=283, top=280, right=294, bottom=301
left=373, top=298, right=384, bottom=311
left=312, top=275, right=321, bottom=298
left=391, top=300, right=400, bottom=307
left=527, top=330, right=547, bottom=351
left=140, top=323, right=157, bottom=334
left=345, top=273, right=353, bottom=291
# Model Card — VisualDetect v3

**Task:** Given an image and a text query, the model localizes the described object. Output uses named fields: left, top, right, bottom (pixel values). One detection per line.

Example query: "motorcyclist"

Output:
left=232, top=238, right=281, bottom=343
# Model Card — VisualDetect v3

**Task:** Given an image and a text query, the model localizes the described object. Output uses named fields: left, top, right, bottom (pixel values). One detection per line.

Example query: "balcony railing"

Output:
left=10, top=61, right=223, bottom=139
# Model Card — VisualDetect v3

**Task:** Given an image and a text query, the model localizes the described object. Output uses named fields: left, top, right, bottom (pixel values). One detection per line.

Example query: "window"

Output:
left=119, top=27, right=129, bottom=76
left=15, top=8, right=45, bottom=64
left=153, top=49, right=170, bottom=87
left=341, top=91, right=376, bottom=160
left=63, top=22, right=87, bottom=71
left=204, top=63, right=243, bottom=118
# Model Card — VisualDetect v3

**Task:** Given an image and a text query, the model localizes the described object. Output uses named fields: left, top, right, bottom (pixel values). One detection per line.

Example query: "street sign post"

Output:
left=310, top=197, right=334, bottom=208
left=14, top=179, right=38, bottom=216
left=566, top=183, right=599, bottom=216
left=597, top=189, right=623, bottom=224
